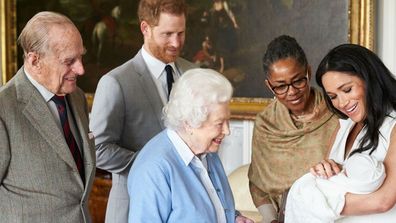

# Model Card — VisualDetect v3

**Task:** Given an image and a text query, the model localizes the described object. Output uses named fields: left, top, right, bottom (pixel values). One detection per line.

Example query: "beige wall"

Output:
left=377, top=0, right=396, bottom=76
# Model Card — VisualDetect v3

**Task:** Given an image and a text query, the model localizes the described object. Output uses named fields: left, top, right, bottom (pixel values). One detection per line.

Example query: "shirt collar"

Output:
left=167, top=129, right=197, bottom=166
left=24, top=67, right=55, bottom=102
left=141, top=46, right=176, bottom=79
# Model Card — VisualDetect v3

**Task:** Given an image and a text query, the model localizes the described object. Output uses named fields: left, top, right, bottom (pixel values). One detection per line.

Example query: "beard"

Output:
left=146, top=37, right=183, bottom=64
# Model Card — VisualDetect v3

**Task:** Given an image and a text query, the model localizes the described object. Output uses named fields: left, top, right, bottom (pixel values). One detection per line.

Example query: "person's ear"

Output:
left=26, top=52, right=41, bottom=70
left=307, top=65, right=312, bottom=80
left=183, top=121, right=192, bottom=131
left=265, top=79, right=276, bottom=96
left=264, top=79, right=271, bottom=90
left=140, top=21, right=150, bottom=36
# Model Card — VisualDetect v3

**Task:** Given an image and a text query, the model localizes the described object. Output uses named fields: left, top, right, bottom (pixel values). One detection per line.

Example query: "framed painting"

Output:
left=1, top=0, right=374, bottom=119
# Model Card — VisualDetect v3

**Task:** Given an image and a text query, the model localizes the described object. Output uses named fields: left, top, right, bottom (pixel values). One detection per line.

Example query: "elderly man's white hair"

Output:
left=163, top=68, right=233, bottom=130
left=18, top=11, right=75, bottom=60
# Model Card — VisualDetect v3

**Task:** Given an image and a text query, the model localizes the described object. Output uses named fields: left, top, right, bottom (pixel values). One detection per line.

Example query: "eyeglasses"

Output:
left=267, top=72, right=309, bottom=95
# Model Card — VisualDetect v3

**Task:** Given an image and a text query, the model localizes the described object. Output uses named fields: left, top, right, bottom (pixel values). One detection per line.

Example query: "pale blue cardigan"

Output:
left=127, top=129, right=237, bottom=223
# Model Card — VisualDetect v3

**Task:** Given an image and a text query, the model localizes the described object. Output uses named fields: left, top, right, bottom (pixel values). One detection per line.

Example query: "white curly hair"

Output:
left=163, top=68, right=233, bottom=130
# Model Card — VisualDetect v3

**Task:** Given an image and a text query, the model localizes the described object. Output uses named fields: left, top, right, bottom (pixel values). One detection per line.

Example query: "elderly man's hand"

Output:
left=236, top=215, right=255, bottom=223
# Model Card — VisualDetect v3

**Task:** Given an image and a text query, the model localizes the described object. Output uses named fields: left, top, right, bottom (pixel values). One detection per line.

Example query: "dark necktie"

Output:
left=165, top=65, right=174, bottom=98
left=51, top=95, right=85, bottom=182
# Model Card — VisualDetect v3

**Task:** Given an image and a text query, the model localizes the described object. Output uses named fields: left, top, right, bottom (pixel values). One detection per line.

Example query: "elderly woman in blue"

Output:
left=127, top=68, right=253, bottom=223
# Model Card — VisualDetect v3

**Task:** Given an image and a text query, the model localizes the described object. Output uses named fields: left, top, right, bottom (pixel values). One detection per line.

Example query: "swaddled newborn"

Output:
left=285, top=153, right=385, bottom=223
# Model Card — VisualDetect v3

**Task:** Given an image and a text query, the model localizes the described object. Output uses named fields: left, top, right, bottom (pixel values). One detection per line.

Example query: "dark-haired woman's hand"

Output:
left=310, top=159, right=341, bottom=179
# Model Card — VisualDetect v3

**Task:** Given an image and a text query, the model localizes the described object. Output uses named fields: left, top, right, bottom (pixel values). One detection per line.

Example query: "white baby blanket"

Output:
left=285, top=153, right=385, bottom=223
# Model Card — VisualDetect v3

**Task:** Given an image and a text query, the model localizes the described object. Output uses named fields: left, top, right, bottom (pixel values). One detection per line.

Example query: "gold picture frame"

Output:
left=1, top=0, right=374, bottom=120
left=1, top=0, right=17, bottom=86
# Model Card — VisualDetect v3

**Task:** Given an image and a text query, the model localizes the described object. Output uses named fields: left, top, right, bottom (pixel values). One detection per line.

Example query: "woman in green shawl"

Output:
left=248, top=35, right=339, bottom=223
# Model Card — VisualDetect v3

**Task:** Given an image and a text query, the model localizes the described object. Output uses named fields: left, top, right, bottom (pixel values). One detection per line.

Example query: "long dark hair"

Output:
left=316, top=44, right=396, bottom=155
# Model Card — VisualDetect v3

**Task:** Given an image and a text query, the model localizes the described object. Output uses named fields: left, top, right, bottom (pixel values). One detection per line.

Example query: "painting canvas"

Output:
left=14, top=0, right=142, bottom=93
left=185, top=0, right=351, bottom=98
left=1, top=0, right=374, bottom=118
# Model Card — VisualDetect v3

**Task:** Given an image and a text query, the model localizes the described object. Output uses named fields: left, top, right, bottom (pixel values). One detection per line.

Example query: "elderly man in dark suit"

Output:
left=89, top=0, right=196, bottom=222
left=0, top=11, right=95, bottom=222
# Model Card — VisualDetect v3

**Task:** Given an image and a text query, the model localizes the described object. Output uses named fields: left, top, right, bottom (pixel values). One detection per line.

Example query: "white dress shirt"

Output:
left=141, top=46, right=180, bottom=104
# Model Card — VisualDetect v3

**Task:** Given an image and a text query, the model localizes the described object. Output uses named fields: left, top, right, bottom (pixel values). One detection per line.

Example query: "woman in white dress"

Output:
left=310, top=43, right=396, bottom=222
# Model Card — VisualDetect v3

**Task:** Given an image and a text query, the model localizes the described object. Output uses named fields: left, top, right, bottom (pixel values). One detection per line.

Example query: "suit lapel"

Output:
left=15, top=69, right=78, bottom=172
left=131, top=52, right=196, bottom=129
left=174, top=57, right=194, bottom=75
left=133, top=51, right=165, bottom=129
left=67, top=92, right=95, bottom=187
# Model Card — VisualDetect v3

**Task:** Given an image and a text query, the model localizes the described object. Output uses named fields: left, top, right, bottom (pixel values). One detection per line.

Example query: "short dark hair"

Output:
left=316, top=43, right=396, bottom=155
left=138, top=0, right=188, bottom=26
left=262, top=35, right=308, bottom=76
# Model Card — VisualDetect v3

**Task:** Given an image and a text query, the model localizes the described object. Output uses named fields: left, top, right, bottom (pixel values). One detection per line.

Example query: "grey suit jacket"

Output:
left=0, top=68, right=96, bottom=223
left=89, top=50, right=196, bottom=223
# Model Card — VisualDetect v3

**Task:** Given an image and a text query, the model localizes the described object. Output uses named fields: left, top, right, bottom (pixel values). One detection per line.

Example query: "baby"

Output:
left=285, top=153, right=385, bottom=223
